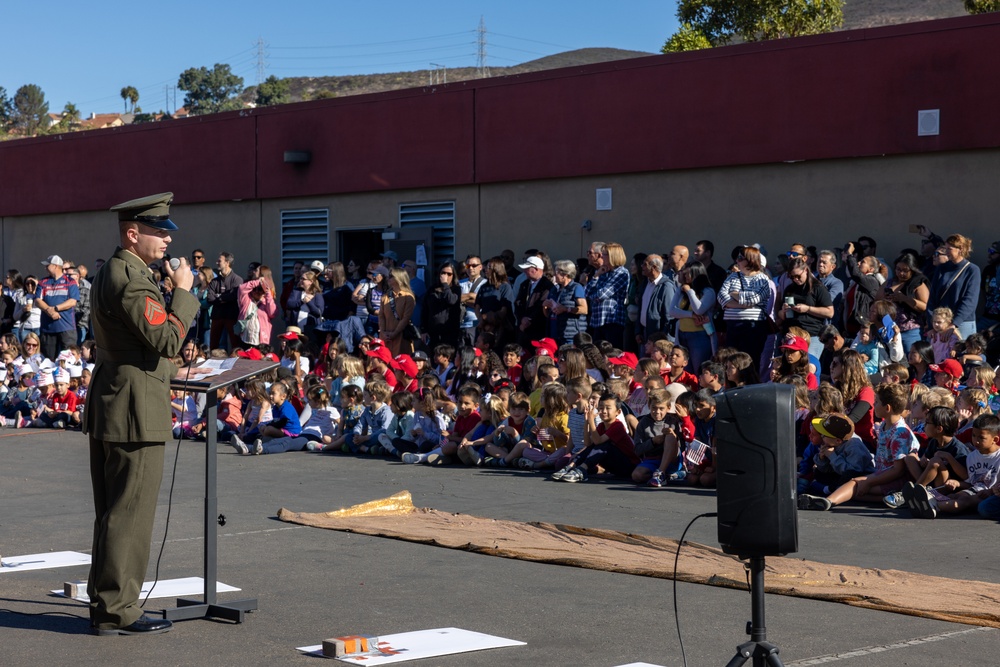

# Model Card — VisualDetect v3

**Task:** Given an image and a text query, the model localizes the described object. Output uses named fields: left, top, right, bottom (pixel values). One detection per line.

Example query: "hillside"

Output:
left=842, top=0, right=966, bottom=29
left=281, top=48, right=652, bottom=103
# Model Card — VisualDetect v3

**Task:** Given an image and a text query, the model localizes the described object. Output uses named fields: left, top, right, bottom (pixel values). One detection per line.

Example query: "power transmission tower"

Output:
left=430, top=63, right=447, bottom=84
left=477, top=16, right=490, bottom=78
left=255, top=36, right=268, bottom=86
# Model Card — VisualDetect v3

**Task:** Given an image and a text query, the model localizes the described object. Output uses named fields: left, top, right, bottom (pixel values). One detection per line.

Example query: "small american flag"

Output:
left=685, top=439, right=710, bottom=466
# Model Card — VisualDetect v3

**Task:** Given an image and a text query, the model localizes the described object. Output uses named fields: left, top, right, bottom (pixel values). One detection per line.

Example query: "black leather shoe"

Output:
left=94, top=615, right=173, bottom=636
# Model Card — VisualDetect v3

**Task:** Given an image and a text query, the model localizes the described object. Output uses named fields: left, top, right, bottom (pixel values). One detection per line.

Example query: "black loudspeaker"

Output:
left=715, top=383, right=799, bottom=558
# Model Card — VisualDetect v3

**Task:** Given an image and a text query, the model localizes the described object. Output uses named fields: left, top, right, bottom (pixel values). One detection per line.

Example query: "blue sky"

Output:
left=3, top=1, right=679, bottom=118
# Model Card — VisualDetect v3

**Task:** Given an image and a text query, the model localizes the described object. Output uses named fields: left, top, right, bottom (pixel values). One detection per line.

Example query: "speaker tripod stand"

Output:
left=724, top=556, right=784, bottom=667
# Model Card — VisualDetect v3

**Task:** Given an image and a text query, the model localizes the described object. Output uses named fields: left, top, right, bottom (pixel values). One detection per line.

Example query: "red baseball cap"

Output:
left=930, top=358, right=963, bottom=379
left=365, top=345, right=395, bottom=366
left=236, top=347, right=263, bottom=360
left=608, top=352, right=638, bottom=369
left=531, top=338, right=558, bottom=357
left=393, top=354, right=417, bottom=378
left=780, top=334, right=809, bottom=353
left=278, top=325, right=303, bottom=340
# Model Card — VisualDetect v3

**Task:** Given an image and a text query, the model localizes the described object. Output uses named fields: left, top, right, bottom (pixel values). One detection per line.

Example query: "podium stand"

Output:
left=159, top=358, right=279, bottom=623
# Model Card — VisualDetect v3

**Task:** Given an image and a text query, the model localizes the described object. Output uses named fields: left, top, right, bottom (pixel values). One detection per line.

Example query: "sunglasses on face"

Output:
left=466, top=263, right=481, bottom=268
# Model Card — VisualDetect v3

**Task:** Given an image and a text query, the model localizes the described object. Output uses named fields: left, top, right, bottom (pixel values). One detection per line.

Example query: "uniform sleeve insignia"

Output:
left=144, top=297, right=167, bottom=325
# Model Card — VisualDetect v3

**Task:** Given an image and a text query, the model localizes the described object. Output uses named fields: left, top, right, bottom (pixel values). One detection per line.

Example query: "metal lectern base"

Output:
left=162, top=597, right=259, bottom=623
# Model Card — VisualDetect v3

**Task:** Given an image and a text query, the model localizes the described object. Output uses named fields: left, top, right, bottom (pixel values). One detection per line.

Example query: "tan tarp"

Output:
left=278, top=491, right=1000, bottom=629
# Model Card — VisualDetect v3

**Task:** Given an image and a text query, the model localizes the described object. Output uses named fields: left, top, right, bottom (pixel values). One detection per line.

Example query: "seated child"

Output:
left=30, top=369, right=78, bottom=429
left=895, top=406, right=969, bottom=500
left=403, top=383, right=479, bottom=465
left=686, top=389, right=719, bottom=488
left=506, top=383, right=571, bottom=469
left=263, top=386, right=341, bottom=454
left=631, top=388, right=679, bottom=487
left=799, top=413, right=875, bottom=499
left=324, top=384, right=366, bottom=452
left=850, top=319, right=884, bottom=376
left=954, top=386, right=991, bottom=445
left=230, top=380, right=302, bottom=455
left=344, top=380, right=393, bottom=454
left=377, top=391, right=417, bottom=456
left=904, top=413, right=1000, bottom=519
left=483, top=392, right=535, bottom=465
left=502, top=343, right=523, bottom=386
left=552, top=393, right=639, bottom=483
left=171, top=389, right=200, bottom=439
left=799, top=383, right=918, bottom=511
left=456, top=394, right=507, bottom=466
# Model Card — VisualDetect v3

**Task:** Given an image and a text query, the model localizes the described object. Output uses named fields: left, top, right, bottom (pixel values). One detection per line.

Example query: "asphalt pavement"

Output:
left=1, top=428, right=997, bottom=667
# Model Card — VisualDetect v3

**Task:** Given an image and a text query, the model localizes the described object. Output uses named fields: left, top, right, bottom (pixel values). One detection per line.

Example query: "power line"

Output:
left=269, top=31, right=473, bottom=50
left=269, top=43, right=474, bottom=61
left=270, top=54, right=476, bottom=72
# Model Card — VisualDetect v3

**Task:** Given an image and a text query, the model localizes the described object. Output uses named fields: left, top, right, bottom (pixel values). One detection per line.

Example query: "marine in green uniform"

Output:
left=83, top=193, right=200, bottom=636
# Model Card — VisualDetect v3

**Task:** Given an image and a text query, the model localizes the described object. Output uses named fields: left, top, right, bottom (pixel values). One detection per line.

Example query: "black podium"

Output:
left=159, top=358, right=278, bottom=623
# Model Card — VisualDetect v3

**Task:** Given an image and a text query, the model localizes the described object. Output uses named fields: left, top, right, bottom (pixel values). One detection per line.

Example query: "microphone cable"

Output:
left=140, top=362, right=196, bottom=608
left=673, top=511, right=718, bottom=667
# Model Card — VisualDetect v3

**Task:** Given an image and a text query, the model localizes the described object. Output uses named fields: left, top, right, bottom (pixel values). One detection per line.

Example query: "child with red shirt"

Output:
left=31, top=369, right=78, bottom=429
left=484, top=391, right=535, bottom=464
left=552, top=392, right=638, bottom=483
left=502, top=343, right=523, bottom=386
left=405, top=383, right=481, bottom=465
left=666, top=346, right=701, bottom=392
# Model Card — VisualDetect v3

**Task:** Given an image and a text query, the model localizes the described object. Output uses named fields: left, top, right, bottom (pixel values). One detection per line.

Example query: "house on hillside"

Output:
left=77, top=113, right=129, bottom=131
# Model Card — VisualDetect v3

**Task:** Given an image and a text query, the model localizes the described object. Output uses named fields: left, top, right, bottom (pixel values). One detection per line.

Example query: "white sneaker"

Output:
left=230, top=436, right=249, bottom=456
left=401, top=452, right=420, bottom=464
left=252, top=439, right=264, bottom=455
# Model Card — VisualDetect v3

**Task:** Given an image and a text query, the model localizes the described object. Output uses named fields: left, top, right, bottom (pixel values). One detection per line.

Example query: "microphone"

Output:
left=168, top=258, right=181, bottom=271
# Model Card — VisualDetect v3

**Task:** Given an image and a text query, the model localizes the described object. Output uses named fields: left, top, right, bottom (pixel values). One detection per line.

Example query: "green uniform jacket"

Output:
left=83, top=247, right=201, bottom=442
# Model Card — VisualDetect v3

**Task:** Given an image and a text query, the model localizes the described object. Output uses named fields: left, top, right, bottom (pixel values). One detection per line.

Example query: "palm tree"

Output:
left=61, top=102, right=81, bottom=130
left=120, top=86, right=139, bottom=113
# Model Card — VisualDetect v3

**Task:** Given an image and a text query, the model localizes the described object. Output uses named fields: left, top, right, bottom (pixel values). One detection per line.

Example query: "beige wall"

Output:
left=477, top=149, right=1000, bottom=267
left=4, top=148, right=999, bottom=278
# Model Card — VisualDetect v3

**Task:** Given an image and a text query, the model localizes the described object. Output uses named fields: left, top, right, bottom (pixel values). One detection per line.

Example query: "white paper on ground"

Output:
left=51, top=577, right=240, bottom=601
left=298, top=627, right=525, bottom=664
left=0, top=551, right=90, bottom=573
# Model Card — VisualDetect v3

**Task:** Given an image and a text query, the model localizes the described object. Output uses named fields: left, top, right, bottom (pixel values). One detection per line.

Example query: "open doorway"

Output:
left=338, top=229, right=385, bottom=268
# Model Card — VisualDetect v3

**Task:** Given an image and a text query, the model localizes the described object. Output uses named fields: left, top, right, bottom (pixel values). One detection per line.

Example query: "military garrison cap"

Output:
left=110, top=192, right=178, bottom=231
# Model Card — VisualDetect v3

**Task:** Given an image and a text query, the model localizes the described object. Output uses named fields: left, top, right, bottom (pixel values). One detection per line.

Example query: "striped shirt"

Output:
left=717, top=272, right=772, bottom=322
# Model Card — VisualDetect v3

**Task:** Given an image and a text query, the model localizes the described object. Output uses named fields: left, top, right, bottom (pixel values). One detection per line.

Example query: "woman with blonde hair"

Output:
left=584, top=241, right=630, bottom=348
left=379, top=267, right=416, bottom=356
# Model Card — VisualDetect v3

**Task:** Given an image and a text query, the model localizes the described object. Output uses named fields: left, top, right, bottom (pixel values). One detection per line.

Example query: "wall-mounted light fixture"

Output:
left=284, top=151, right=312, bottom=164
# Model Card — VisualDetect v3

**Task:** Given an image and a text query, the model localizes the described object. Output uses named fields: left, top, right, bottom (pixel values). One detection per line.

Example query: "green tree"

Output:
left=177, top=63, right=244, bottom=115
left=12, top=84, right=49, bottom=136
left=255, top=75, right=289, bottom=107
left=666, top=0, right=844, bottom=48
left=120, top=85, right=139, bottom=113
left=662, top=22, right=713, bottom=53
left=57, top=102, right=81, bottom=131
left=0, top=86, right=13, bottom=134
left=965, top=0, right=1000, bottom=13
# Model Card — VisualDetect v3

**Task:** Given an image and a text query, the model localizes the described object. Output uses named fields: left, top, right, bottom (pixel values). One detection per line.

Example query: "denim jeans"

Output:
left=978, top=494, right=1000, bottom=520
